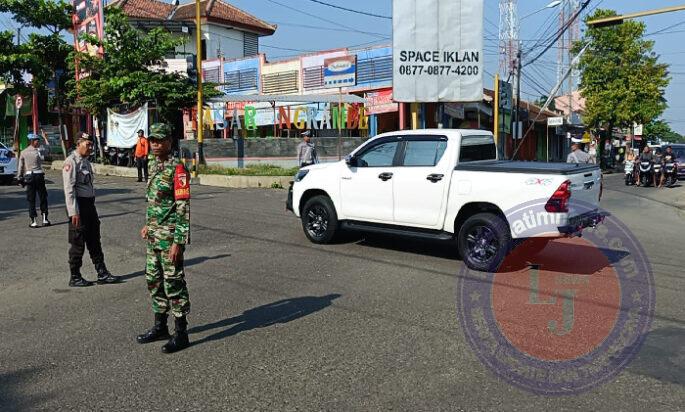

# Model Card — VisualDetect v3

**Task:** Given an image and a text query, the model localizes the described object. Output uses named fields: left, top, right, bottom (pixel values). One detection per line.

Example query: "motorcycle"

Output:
left=116, top=148, right=130, bottom=167
left=663, top=161, right=678, bottom=187
left=639, top=160, right=653, bottom=187
left=652, top=161, right=662, bottom=186
left=106, top=146, right=118, bottom=165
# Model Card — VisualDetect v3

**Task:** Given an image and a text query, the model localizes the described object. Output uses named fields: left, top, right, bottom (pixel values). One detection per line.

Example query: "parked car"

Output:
left=0, top=142, right=17, bottom=184
left=286, top=129, right=605, bottom=272
left=665, top=144, right=685, bottom=180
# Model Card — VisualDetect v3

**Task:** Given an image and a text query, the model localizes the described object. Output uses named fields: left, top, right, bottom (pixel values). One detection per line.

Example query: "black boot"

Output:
left=95, top=262, right=119, bottom=284
left=136, top=313, right=170, bottom=344
left=68, top=267, right=93, bottom=287
left=162, top=316, right=190, bottom=354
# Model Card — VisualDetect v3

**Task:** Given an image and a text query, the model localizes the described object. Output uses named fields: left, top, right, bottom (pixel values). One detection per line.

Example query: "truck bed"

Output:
left=454, top=160, right=599, bottom=175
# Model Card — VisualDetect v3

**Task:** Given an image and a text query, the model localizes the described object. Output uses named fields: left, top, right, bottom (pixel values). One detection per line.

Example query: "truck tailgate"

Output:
left=567, top=168, right=602, bottom=215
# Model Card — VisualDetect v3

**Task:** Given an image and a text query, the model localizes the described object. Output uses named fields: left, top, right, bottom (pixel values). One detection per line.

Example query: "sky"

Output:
left=2, top=0, right=684, bottom=133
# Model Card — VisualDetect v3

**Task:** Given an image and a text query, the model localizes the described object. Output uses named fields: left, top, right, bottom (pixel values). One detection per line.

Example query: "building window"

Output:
left=303, top=66, right=324, bottom=90
left=357, top=56, right=392, bottom=84
left=243, top=33, right=258, bottom=57
left=223, top=68, right=258, bottom=93
left=261, top=71, right=299, bottom=94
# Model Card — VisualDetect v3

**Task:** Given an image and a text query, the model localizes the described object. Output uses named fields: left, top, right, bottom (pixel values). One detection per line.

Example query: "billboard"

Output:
left=392, top=0, right=484, bottom=102
left=324, top=56, right=357, bottom=88
left=72, top=0, right=105, bottom=80
left=365, top=89, right=398, bottom=115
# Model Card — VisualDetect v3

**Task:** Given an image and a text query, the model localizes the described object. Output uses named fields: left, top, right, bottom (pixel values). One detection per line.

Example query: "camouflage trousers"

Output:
left=146, top=242, right=190, bottom=318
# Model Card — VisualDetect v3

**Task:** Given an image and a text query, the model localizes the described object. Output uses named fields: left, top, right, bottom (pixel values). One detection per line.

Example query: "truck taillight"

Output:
left=545, top=180, right=571, bottom=213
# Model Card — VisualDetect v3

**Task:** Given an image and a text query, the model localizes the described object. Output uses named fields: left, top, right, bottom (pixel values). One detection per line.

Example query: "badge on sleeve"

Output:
left=63, top=162, right=72, bottom=172
left=174, top=163, right=190, bottom=200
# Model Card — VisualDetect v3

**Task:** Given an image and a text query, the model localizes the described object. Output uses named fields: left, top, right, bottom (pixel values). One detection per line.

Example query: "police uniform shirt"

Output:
left=63, top=151, right=96, bottom=216
left=297, top=141, right=318, bottom=165
left=18, top=146, right=44, bottom=177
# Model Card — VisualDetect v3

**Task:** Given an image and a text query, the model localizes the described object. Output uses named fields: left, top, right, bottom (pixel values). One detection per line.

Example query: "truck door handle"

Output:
left=427, top=173, right=444, bottom=182
left=378, top=172, right=393, bottom=181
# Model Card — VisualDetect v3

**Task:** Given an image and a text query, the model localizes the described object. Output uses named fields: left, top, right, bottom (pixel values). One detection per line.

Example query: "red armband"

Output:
left=174, top=164, right=190, bottom=200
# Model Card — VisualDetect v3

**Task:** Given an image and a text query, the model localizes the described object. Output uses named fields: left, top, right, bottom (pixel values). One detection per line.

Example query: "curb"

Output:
left=50, top=161, right=291, bottom=189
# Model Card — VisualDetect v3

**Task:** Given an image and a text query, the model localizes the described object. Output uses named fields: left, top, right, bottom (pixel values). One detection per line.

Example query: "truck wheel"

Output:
left=301, top=195, right=339, bottom=244
left=458, top=213, right=511, bottom=272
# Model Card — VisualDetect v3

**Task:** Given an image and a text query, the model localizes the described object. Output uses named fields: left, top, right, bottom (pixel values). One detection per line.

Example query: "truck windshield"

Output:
left=459, top=134, right=497, bottom=162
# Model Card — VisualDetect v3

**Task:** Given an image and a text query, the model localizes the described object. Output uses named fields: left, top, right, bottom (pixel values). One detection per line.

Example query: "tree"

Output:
left=574, top=9, right=670, bottom=135
left=644, top=119, right=684, bottom=143
left=67, top=8, right=220, bottom=123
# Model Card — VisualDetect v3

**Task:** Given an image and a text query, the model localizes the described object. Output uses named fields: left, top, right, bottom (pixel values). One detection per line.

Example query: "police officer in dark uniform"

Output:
left=62, top=133, right=119, bottom=287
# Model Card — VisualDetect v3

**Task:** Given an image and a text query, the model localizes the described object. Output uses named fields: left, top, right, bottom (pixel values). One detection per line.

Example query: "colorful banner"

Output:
left=72, top=0, right=105, bottom=80
left=365, top=89, right=398, bottom=115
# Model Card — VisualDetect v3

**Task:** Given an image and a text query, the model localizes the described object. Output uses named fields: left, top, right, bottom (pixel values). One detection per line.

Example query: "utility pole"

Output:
left=498, top=0, right=518, bottom=79
left=195, top=0, right=205, bottom=164
left=514, top=50, right=522, bottom=141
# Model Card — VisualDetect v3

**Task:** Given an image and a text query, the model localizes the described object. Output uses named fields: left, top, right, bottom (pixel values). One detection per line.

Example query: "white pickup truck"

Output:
left=286, top=129, right=605, bottom=271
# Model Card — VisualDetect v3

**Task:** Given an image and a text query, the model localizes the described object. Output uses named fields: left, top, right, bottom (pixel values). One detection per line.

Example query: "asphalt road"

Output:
left=0, top=171, right=683, bottom=411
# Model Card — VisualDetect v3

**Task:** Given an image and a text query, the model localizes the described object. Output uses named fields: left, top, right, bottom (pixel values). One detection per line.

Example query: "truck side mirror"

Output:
left=345, top=155, right=358, bottom=167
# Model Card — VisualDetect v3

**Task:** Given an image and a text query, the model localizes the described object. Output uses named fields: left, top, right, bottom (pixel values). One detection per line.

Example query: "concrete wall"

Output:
left=180, top=137, right=368, bottom=167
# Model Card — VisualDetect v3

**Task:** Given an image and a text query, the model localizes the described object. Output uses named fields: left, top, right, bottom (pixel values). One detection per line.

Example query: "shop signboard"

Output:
left=365, top=89, right=398, bottom=115
left=393, top=0, right=483, bottom=102
left=324, top=56, right=357, bottom=88
left=548, top=116, right=564, bottom=126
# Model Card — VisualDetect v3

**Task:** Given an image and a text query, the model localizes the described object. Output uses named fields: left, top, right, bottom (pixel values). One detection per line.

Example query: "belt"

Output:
left=24, top=171, right=44, bottom=175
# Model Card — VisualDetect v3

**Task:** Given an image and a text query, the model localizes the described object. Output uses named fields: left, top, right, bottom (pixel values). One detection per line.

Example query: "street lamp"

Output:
left=521, top=1, right=563, bottom=21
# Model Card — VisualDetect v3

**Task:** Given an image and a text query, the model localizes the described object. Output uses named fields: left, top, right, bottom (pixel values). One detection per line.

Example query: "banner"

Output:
left=365, top=89, right=398, bottom=115
left=393, top=0, right=484, bottom=102
left=324, top=56, right=357, bottom=88
left=106, top=104, right=148, bottom=148
left=72, top=0, right=105, bottom=80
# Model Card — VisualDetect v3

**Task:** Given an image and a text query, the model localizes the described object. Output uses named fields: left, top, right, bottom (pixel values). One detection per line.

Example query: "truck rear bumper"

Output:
left=558, top=210, right=609, bottom=237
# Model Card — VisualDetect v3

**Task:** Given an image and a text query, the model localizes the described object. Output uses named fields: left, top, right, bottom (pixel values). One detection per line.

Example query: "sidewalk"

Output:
left=47, top=161, right=292, bottom=189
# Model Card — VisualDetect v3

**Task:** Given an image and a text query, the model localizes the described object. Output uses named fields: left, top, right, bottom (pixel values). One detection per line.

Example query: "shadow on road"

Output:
left=353, top=233, right=458, bottom=260
left=184, top=253, right=231, bottom=266
left=627, top=326, right=685, bottom=385
left=189, top=294, right=341, bottom=346
left=0, top=367, right=51, bottom=411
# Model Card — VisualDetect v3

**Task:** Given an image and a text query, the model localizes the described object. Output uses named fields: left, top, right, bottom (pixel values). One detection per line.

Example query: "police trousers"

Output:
left=146, top=242, right=190, bottom=318
left=25, top=173, right=48, bottom=218
left=68, top=197, right=105, bottom=270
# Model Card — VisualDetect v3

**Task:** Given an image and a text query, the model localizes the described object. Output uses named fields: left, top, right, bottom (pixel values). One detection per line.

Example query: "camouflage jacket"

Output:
left=146, top=156, right=190, bottom=248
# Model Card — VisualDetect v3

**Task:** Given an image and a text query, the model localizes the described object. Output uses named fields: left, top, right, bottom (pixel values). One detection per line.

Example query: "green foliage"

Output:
left=66, top=8, right=220, bottom=122
left=574, top=9, right=670, bottom=130
left=0, top=0, right=72, bottom=34
left=199, top=164, right=300, bottom=176
left=644, top=119, right=684, bottom=143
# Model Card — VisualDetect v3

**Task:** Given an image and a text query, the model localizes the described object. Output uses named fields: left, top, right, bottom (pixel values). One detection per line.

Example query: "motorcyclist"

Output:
left=662, top=146, right=677, bottom=187
left=653, top=148, right=663, bottom=188
left=637, top=146, right=653, bottom=187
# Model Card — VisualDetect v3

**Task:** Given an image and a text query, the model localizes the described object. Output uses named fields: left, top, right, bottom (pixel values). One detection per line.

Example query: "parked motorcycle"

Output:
left=106, top=146, right=118, bottom=165
left=653, top=161, right=662, bottom=186
left=116, top=148, right=130, bottom=167
left=663, top=161, right=678, bottom=187
left=639, top=161, right=653, bottom=187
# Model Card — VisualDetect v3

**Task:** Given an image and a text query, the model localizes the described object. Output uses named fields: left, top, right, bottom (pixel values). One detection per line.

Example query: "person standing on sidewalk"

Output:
left=296, top=130, right=319, bottom=167
left=136, top=123, right=192, bottom=354
left=18, top=133, right=50, bottom=228
left=62, top=133, right=119, bottom=287
left=134, top=129, right=149, bottom=182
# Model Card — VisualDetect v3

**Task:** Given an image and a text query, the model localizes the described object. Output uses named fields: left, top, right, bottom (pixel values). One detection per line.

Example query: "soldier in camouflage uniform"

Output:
left=136, top=123, right=192, bottom=354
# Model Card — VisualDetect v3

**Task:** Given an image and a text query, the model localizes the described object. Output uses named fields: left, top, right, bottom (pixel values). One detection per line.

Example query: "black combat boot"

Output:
left=161, top=316, right=190, bottom=354
left=68, top=267, right=93, bottom=287
left=95, top=262, right=119, bottom=284
left=137, top=313, right=171, bottom=344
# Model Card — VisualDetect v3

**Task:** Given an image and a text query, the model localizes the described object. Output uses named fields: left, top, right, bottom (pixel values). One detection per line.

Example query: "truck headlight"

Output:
left=294, top=169, right=309, bottom=182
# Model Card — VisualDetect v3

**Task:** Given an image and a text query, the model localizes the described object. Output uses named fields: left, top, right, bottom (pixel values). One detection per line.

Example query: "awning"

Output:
left=208, top=94, right=366, bottom=104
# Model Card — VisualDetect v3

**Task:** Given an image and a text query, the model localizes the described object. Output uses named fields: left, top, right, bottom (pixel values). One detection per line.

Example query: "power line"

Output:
left=268, top=21, right=388, bottom=37
left=264, top=0, right=389, bottom=40
left=302, top=0, right=391, bottom=20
